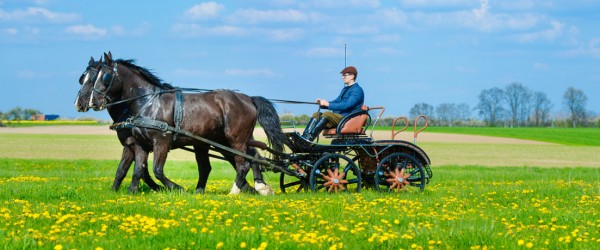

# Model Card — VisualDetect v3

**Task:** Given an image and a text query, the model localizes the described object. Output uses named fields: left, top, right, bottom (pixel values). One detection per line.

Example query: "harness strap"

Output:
left=128, top=117, right=272, bottom=166
left=173, top=90, right=184, bottom=141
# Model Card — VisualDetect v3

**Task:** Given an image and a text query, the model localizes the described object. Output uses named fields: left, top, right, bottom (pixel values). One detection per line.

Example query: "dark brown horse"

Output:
left=74, top=56, right=162, bottom=192
left=89, top=52, right=286, bottom=195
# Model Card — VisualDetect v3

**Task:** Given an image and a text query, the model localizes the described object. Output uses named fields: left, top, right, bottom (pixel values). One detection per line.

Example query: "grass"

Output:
left=1, top=159, right=599, bottom=249
left=422, top=126, right=600, bottom=146
left=0, top=127, right=599, bottom=249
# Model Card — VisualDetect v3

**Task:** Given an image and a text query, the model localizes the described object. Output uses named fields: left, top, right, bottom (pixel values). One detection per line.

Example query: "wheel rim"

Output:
left=279, top=165, right=310, bottom=193
left=374, top=152, right=426, bottom=192
left=309, top=153, right=361, bottom=193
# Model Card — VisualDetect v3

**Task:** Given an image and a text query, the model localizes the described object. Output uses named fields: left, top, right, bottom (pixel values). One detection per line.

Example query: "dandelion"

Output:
left=216, top=242, right=224, bottom=249
left=54, top=245, right=63, bottom=250
left=526, top=242, right=533, bottom=248
left=240, top=242, right=247, bottom=248
left=518, top=240, right=524, bottom=246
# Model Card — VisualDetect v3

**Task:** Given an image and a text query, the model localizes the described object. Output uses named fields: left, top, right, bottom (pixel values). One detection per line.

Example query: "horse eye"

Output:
left=79, top=74, right=85, bottom=85
left=102, top=73, right=112, bottom=83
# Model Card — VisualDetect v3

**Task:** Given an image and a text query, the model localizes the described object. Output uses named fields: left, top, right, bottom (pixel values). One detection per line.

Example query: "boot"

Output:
left=302, top=117, right=317, bottom=138
left=305, top=118, right=329, bottom=142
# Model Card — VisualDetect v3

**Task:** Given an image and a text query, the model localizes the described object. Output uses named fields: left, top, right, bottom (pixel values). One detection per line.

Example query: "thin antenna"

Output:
left=344, top=44, right=347, bottom=67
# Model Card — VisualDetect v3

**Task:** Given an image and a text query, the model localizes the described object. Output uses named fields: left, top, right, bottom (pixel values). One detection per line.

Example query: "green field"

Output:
left=415, top=126, right=600, bottom=146
left=0, top=127, right=599, bottom=249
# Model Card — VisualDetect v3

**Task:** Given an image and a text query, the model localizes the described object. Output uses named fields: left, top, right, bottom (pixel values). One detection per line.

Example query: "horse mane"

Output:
left=115, top=59, right=175, bottom=90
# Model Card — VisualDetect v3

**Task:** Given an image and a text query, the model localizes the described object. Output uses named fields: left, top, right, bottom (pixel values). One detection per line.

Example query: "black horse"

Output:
left=74, top=56, right=162, bottom=192
left=89, top=52, right=286, bottom=195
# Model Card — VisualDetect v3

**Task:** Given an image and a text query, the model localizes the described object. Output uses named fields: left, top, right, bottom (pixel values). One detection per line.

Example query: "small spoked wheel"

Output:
left=279, top=163, right=310, bottom=193
left=309, top=153, right=361, bottom=193
left=374, top=152, right=426, bottom=192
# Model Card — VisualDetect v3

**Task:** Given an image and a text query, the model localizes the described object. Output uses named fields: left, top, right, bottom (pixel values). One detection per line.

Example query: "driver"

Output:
left=302, top=66, right=365, bottom=141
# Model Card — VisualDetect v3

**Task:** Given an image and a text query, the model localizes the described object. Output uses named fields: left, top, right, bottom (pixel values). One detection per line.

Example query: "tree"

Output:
left=436, top=103, right=457, bottom=126
left=475, top=87, right=505, bottom=127
left=504, top=82, right=531, bottom=127
left=563, top=87, right=587, bottom=128
left=24, top=108, right=42, bottom=120
left=409, top=103, right=434, bottom=122
left=7, top=107, right=23, bottom=122
left=532, top=91, right=552, bottom=126
left=456, top=103, right=472, bottom=125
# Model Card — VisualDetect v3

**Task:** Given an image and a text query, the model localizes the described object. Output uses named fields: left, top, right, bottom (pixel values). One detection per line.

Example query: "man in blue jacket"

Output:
left=302, top=66, right=365, bottom=141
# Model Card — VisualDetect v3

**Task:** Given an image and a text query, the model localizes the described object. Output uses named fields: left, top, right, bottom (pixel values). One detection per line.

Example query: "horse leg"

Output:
left=128, top=145, right=149, bottom=194
left=152, top=143, right=183, bottom=191
left=194, top=146, right=211, bottom=194
left=112, top=145, right=134, bottom=191
left=223, top=151, right=255, bottom=194
left=247, top=147, right=274, bottom=196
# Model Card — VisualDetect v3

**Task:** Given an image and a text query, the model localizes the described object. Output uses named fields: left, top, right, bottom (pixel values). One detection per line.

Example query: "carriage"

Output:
left=269, top=107, right=432, bottom=193
left=77, top=52, right=432, bottom=194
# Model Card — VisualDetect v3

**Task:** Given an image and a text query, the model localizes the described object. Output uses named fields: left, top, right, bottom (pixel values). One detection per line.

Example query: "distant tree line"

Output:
left=0, top=107, right=42, bottom=126
left=281, top=83, right=597, bottom=128
left=408, top=83, right=596, bottom=128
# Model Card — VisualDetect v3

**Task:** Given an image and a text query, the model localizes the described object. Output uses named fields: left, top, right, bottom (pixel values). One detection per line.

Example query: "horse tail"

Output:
left=251, top=96, right=286, bottom=155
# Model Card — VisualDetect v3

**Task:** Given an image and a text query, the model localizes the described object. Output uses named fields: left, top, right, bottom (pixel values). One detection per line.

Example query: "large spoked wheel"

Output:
left=374, top=152, right=426, bottom=192
left=309, top=153, right=361, bottom=193
left=279, top=163, right=310, bottom=193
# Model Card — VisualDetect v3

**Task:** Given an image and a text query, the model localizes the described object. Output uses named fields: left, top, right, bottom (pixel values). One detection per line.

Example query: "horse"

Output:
left=74, top=56, right=162, bottom=192
left=88, top=52, right=286, bottom=195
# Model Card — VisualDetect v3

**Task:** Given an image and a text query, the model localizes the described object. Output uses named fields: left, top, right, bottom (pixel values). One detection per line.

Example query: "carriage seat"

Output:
left=322, top=105, right=370, bottom=136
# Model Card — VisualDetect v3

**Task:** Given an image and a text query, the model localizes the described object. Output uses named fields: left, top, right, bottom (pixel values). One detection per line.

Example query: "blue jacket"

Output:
left=326, top=83, right=364, bottom=117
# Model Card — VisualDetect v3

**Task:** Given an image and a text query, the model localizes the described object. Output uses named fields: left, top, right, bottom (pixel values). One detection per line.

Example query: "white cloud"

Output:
left=1, top=28, right=17, bottom=35
left=309, top=0, right=380, bottom=8
left=267, top=28, right=305, bottom=41
left=229, top=9, right=314, bottom=24
left=372, top=8, right=408, bottom=26
left=172, top=23, right=245, bottom=37
left=183, top=2, right=225, bottom=20
left=64, top=24, right=107, bottom=38
left=0, top=7, right=80, bottom=22
left=401, top=0, right=476, bottom=8
left=409, top=0, right=543, bottom=32
left=565, top=38, right=600, bottom=58
left=225, top=68, right=277, bottom=77
left=514, top=20, right=565, bottom=42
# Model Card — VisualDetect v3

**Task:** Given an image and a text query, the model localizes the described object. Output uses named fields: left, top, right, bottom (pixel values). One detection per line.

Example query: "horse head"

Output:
left=74, top=56, right=102, bottom=112
left=89, top=51, right=121, bottom=111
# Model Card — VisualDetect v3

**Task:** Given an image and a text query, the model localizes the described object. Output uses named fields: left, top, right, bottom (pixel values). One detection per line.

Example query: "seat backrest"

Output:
left=323, top=105, right=369, bottom=135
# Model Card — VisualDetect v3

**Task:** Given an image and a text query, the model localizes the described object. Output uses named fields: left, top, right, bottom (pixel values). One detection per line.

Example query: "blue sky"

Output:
left=1, top=0, right=598, bottom=121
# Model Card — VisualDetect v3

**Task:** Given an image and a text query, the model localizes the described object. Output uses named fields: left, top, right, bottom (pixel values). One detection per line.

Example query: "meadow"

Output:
left=1, top=127, right=599, bottom=249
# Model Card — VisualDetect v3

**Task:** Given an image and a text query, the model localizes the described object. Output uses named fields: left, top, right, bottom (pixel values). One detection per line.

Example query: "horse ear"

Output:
left=104, top=52, right=112, bottom=64
left=89, top=56, right=95, bottom=66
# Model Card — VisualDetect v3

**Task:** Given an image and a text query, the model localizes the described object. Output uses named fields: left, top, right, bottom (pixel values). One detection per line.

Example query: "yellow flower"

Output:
left=240, top=242, right=247, bottom=248
left=517, top=240, right=524, bottom=246
left=216, top=242, right=224, bottom=249
left=54, top=245, right=63, bottom=250
left=526, top=242, right=533, bottom=248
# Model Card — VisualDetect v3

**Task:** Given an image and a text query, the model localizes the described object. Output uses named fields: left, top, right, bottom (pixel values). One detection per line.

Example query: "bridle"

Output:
left=90, top=62, right=120, bottom=104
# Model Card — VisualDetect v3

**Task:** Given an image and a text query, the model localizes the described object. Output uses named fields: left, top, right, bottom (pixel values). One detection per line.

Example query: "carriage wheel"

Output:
left=309, top=153, right=361, bottom=193
left=279, top=163, right=310, bottom=193
left=374, top=152, right=426, bottom=192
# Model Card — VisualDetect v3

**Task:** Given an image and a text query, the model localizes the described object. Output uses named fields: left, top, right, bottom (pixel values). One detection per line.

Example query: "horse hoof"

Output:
left=195, top=188, right=206, bottom=194
left=254, top=182, right=274, bottom=196
left=229, top=183, right=242, bottom=195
